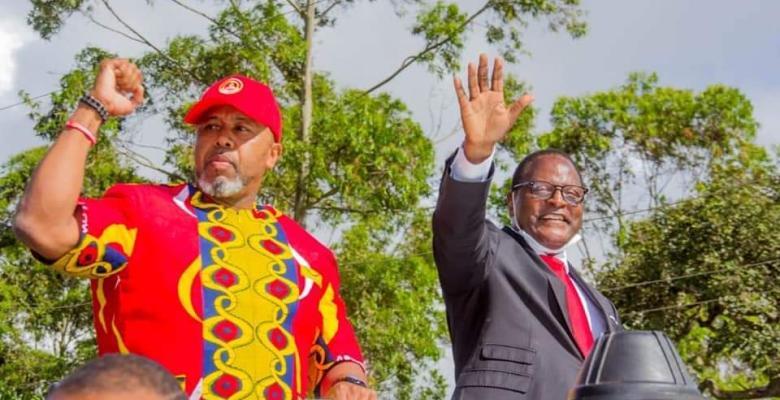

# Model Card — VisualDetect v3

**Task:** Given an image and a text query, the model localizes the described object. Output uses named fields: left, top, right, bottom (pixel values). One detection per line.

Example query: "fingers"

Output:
left=477, top=53, right=489, bottom=93
left=491, top=57, right=503, bottom=92
left=467, top=62, right=479, bottom=101
left=508, top=93, right=534, bottom=122
left=131, top=84, right=145, bottom=107
left=453, top=76, right=469, bottom=111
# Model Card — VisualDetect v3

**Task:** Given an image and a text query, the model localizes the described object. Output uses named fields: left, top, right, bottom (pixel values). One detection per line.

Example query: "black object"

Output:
left=568, top=330, right=705, bottom=400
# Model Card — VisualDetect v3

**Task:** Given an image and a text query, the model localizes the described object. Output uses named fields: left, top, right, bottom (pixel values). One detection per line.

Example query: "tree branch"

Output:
left=115, top=141, right=186, bottom=182
left=317, top=0, right=342, bottom=21
left=100, top=0, right=206, bottom=84
left=81, top=11, right=145, bottom=44
left=168, top=0, right=219, bottom=24
left=283, top=0, right=304, bottom=18
left=363, top=2, right=492, bottom=95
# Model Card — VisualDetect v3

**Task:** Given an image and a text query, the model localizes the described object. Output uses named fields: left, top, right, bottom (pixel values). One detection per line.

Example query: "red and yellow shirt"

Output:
left=51, top=183, right=364, bottom=399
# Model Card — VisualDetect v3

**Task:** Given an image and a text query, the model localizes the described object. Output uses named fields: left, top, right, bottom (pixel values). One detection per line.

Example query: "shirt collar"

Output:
left=511, top=224, right=581, bottom=271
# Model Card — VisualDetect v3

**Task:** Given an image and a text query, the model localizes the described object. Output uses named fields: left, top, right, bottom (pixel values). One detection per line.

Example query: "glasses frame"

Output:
left=511, top=180, right=589, bottom=205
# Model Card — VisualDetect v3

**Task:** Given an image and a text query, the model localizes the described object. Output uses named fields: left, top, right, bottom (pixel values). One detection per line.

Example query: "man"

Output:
left=432, top=54, right=622, bottom=399
left=14, top=59, right=375, bottom=400
left=47, top=354, right=186, bottom=400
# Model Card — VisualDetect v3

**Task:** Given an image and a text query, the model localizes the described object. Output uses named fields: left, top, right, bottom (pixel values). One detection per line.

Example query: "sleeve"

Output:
left=449, top=144, right=495, bottom=182
left=432, top=150, right=497, bottom=295
left=47, top=184, right=139, bottom=279
left=308, top=251, right=365, bottom=392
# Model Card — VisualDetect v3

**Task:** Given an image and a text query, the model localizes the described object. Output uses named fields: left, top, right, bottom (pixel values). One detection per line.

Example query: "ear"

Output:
left=264, top=142, right=283, bottom=169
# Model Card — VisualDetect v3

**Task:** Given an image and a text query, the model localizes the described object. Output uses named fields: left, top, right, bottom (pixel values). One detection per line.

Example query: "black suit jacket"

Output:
left=432, top=156, right=622, bottom=400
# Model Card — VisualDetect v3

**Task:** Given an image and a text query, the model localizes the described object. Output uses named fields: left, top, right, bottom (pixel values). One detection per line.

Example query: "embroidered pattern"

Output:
left=194, top=193, right=301, bottom=399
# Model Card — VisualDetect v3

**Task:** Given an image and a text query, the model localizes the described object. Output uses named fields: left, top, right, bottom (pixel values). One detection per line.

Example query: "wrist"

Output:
left=462, top=140, right=495, bottom=164
left=84, top=91, right=111, bottom=122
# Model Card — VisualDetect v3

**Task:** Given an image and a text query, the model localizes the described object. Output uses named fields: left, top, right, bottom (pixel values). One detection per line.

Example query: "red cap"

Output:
left=184, top=75, right=282, bottom=142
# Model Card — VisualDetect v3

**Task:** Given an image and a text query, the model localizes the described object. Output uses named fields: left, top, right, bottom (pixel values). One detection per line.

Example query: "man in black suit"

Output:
left=433, top=54, right=622, bottom=400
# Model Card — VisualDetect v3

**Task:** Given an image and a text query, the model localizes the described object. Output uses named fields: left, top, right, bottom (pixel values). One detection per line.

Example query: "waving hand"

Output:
left=454, top=54, right=533, bottom=163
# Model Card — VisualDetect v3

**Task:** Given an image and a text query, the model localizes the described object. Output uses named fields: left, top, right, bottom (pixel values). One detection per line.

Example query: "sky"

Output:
left=1, top=0, right=779, bottom=395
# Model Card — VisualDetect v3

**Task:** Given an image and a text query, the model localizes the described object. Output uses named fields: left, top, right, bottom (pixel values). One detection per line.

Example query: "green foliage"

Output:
left=27, top=0, right=87, bottom=40
left=598, top=158, right=780, bottom=399
left=411, top=0, right=587, bottom=76
left=0, top=144, right=139, bottom=394
left=537, top=73, right=758, bottom=250
left=336, top=211, right=448, bottom=400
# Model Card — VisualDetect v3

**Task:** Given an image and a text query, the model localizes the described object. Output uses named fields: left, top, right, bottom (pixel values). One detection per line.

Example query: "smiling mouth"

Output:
left=539, top=214, right=569, bottom=223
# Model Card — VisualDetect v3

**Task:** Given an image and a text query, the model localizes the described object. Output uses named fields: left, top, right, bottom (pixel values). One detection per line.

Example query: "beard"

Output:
left=197, top=173, right=247, bottom=199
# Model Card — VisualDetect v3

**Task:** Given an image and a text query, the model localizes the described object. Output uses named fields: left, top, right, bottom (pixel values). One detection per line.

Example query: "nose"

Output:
left=547, top=187, right=567, bottom=207
left=215, top=128, right=235, bottom=149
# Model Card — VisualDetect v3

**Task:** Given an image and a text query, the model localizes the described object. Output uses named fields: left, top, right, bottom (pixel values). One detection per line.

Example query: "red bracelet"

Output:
left=65, top=120, right=97, bottom=146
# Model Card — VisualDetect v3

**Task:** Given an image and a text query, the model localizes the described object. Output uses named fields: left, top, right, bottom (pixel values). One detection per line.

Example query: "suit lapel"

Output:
left=502, top=226, right=583, bottom=359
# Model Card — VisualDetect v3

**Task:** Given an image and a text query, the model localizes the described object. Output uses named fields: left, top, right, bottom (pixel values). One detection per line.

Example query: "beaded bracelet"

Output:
left=79, top=93, right=109, bottom=123
left=65, top=120, right=97, bottom=146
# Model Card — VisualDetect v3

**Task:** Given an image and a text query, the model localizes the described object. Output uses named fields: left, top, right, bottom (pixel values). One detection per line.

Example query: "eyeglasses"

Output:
left=511, top=180, right=588, bottom=205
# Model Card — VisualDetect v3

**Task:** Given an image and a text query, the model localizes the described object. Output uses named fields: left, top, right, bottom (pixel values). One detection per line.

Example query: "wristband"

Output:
left=65, top=120, right=97, bottom=146
left=79, top=93, right=109, bottom=122
left=331, top=375, right=368, bottom=389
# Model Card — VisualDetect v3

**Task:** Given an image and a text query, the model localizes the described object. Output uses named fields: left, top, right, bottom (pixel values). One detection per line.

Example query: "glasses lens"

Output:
left=563, top=187, right=585, bottom=204
left=530, top=182, right=554, bottom=198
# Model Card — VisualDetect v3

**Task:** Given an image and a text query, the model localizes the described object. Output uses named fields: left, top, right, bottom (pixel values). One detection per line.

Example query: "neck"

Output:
left=198, top=186, right=259, bottom=210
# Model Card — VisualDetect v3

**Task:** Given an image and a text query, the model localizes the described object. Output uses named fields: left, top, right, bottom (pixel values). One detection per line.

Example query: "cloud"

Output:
left=0, top=19, right=32, bottom=96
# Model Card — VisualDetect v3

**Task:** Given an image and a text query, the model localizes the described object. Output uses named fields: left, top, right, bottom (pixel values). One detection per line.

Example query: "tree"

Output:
left=4, top=0, right=589, bottom=397
left=598, top=157, right=779, bottom=399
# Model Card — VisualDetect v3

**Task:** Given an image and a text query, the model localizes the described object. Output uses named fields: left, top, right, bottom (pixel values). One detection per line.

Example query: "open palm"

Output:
left=455, top=54, right=533, bottom=161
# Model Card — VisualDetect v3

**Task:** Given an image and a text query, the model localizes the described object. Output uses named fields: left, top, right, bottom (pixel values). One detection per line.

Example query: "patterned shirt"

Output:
left=50, top=183, right=364, bottom=399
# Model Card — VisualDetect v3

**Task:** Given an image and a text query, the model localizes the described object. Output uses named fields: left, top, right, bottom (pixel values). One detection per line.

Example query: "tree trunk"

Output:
left=293, top=0, right=316, bottom=224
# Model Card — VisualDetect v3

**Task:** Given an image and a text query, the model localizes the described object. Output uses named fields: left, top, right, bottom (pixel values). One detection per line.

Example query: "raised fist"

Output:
left=90, top=58, right=145, bottom=117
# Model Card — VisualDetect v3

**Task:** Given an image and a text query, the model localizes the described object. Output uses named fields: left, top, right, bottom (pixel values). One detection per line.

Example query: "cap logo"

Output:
left=218, top=78, right=244, bottom=95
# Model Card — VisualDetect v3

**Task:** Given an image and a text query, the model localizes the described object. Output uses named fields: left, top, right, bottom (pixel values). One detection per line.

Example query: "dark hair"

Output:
left=47, top=354, right=186, bottom=400
left=511, top=148, right=584, bottom=188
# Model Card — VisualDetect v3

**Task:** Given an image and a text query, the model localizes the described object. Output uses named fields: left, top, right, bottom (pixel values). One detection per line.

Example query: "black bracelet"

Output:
left=331, top=375, right=368, bottom=388
left=79, top=93, right=109, bottom=123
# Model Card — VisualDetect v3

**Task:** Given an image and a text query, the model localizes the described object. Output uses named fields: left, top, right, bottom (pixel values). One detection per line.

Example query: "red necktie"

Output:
left=540, top=254, right=594, bottom=357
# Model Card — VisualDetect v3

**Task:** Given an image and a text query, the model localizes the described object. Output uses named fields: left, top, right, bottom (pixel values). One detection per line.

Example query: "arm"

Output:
left=13, top=59, right=144, bottom=260
left=432, top=54, right=533, bottom=294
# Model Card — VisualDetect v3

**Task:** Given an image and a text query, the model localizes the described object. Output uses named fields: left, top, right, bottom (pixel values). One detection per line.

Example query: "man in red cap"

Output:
left=14, top=58, right=375, bottom=400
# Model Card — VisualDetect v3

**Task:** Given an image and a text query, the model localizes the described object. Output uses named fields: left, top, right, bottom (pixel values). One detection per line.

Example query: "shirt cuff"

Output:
left=450, top=144, right=495, bottom=182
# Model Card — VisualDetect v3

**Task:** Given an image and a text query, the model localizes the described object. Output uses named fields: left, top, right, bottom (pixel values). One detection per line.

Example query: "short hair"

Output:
left=511, top=148, right=584, bottom=188
left=47, top=354, right=186, bottom=400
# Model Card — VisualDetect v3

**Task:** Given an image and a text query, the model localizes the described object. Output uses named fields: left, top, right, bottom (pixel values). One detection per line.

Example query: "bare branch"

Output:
left=115, top=141, right=186, bottom=181
left=318, top=0, right=342, bottom=21
left=168, top=0, right=220, bottom=25
left=81, top=11, right=145, bottom=44
left=99, top=0, right=206, bottom=84
left=283, top=0, right=304, bottom=18
left=363, top=2, right=491, bottom=94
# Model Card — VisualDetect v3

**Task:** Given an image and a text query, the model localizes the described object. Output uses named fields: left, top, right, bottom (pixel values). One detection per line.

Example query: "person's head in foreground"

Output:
left=46, top=354, right=186, bottom=400
left=507, top=148, right=587, bottom=250
left=184, top=75, right=283, bottom=209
